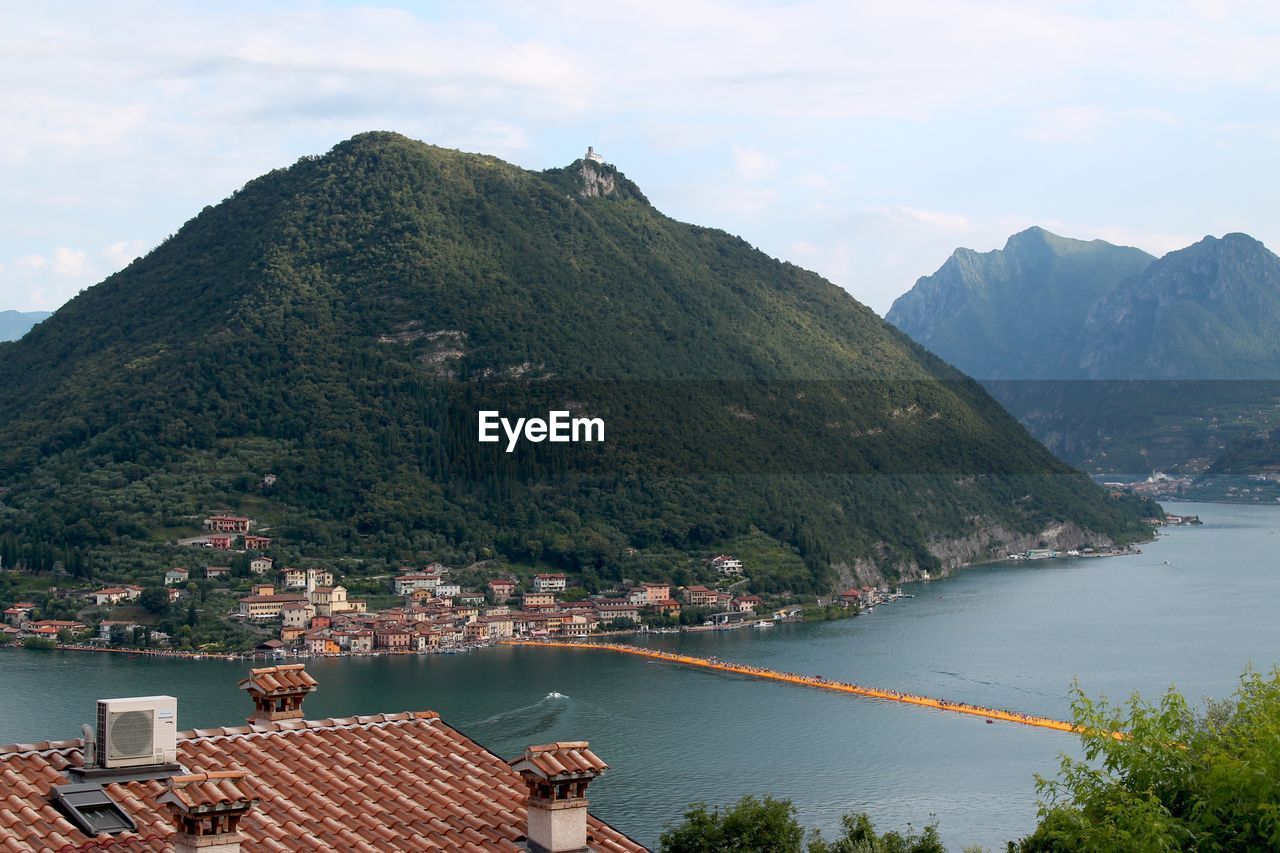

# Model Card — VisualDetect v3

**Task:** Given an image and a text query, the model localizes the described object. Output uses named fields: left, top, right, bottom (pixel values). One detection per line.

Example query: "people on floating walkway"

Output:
left=517, top=640, right=1082, bottom=733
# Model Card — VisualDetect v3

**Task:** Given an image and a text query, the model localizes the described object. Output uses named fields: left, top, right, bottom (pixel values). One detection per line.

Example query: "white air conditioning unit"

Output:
left=95, top=696, right=178, bottom=769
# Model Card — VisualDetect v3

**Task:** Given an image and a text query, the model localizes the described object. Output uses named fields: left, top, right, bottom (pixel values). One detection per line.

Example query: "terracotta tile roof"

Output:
left=162, top=770, right=257, bottom=813
left=513, top=742, right=610, bottom=780
left=0, top=712, right=645, bottom=852
left=237, top=664, right=318, bottom=695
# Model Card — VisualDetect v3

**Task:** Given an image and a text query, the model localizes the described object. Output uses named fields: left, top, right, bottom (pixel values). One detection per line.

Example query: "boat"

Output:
left=753, top=620, right=774, bottom=628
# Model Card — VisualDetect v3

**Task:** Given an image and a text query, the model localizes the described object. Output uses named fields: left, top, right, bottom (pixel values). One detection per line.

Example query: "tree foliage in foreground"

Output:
left=1016, top=669, right=1280, bottom=852
left=658, top=795, right=945, bottom=853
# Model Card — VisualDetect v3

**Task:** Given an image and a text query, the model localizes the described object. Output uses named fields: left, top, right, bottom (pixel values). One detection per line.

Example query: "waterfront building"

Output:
left=648, top=599, right=681, bottom=617
left=681, top=585, right=719, bottom=607
left=22, top=619, right=87, bottom=638
left=373, top=624, right=412, bottom=651
left=348, top=629, right=374, bottom=654
left=839, top=588, right=863, bottom=608
left=594, top=600, right=640, bottom=623
left=97, top=620, right=139, bottom=641
left=3, top=602, right=35, bottom=625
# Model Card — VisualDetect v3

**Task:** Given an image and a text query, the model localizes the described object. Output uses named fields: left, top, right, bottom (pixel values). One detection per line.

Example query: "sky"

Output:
left=2, top=1, right=1279, bottom=315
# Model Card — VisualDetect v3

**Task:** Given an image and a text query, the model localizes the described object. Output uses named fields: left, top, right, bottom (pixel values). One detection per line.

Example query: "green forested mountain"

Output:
left=0, top=310, right=52, bottom=342
left=0, top=133, right=1148, bottom=587
left=885, top=227, right=1154, bottom=380
left=1079, top=233, right=1280, bottom=379
left=887, top=229, right=1280, bottom=478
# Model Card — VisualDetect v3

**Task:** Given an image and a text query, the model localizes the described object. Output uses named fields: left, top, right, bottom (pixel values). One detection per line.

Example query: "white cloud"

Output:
left=1020, top=104, right=1182, bottom=143
left=1020, top=106, right=1110, bottom=144
left=731, top=145, right=777, bottom=179
left=879, top=206, right=975, bottom=233
left=1, top=1, right=1278, bottom=314
left=51, top=247, right=88, bottom=276
left=104, top=240, right=146, bottom=268
left=0, top=242, right=147, bottom=311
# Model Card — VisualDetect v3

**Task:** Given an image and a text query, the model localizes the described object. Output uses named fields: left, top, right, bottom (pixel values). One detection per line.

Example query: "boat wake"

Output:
left=465, top=693, right=570, bottom=737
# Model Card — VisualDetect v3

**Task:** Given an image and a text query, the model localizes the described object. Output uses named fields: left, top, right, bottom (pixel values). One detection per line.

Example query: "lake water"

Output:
left=3, top=501, right=1279, bottom=850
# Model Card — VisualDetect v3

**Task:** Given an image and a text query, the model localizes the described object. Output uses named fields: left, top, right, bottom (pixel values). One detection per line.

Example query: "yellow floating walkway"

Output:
left=508, top=639, right=1100, bottom=736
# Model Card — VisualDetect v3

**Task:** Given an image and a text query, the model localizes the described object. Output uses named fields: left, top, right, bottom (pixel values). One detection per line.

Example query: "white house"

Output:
left=532, top=573, right=567, bottom=594
left=710, top=555, right=743, bottom=576
left=91, top=586, right=142, bottom=607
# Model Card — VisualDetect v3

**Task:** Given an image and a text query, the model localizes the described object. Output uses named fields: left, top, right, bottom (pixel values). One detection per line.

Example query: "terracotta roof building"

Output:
left=0, top=665, right=646, bottom=852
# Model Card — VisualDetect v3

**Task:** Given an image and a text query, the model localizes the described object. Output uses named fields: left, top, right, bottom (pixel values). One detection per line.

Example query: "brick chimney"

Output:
left=159, top=770, right=258, bottom=853
left=237, top=664, right=317, bottom=725
left=510, top=741, right=608, bottom=853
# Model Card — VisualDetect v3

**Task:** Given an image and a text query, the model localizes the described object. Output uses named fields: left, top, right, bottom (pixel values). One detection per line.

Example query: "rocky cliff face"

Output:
left=577, top=162, right=617, bottom=198
left=1080, top=233, right=1280, bottom=379
left=833, top=519, right=1115, bottom=587
left=886, top=227, right=1153, bottom=380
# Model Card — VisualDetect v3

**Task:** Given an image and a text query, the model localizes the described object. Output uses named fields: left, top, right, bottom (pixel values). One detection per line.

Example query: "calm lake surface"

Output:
left=4, top=501, right=1279, bottom=849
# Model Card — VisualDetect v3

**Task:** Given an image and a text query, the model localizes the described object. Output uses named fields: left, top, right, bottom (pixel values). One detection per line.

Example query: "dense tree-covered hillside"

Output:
left=0, top=133, right=1148, bottom=587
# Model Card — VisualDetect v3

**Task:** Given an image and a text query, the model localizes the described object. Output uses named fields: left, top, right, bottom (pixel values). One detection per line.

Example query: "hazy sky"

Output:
left=3, top=1, right=1279, bottom=314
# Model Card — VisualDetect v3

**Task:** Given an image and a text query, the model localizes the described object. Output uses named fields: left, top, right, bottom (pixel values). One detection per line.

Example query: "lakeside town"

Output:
left=1, top=513, right=910, bottom=658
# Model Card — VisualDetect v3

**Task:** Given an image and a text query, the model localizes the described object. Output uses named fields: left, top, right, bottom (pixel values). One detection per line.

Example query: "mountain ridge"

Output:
left=0, top=310, right=52, bottom=341
left=885, top=227, right=1155, bottom=380
left=887, top=227, right=1280, bottom=479
left=0, top=133, right=1150, bottom=588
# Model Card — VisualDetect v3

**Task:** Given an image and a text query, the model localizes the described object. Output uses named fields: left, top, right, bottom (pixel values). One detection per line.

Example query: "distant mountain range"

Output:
left=0, top=310, right=51, bottom=341
left=887, top=228, right=1280, bottom=486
